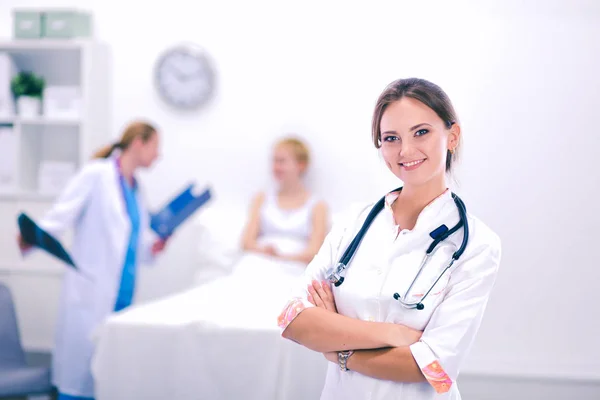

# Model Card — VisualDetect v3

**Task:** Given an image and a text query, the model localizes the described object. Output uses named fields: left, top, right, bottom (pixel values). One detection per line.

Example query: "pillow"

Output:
left=191, top=205, right=248, bottom=284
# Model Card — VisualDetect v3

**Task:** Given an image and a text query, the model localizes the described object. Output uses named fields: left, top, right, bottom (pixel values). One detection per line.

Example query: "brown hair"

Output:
left=93, top=121, right=157, bottom=159
left=371, top=78, right=460, bottom=172
left=275, top=137, right=310, bottom=166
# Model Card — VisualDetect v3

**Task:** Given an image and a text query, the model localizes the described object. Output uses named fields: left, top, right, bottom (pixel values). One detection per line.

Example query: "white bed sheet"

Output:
left=91, top=252, right=328, bottom=400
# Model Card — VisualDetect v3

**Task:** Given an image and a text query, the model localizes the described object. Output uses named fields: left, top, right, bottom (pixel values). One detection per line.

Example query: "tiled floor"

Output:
left=20, top=353, right=600, bottom=400
left=458, top=374, right=600, bottom=400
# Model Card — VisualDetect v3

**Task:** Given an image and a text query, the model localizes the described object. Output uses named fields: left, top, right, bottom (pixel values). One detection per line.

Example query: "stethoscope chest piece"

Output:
left=393, top=292, right=425, bottom=310
left=326, top=262, right=347, bottom=287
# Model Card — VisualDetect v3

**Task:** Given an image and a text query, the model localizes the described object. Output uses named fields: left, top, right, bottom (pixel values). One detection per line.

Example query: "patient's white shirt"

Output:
left=258, top=190, right=318, bottom=252
left=278, top=189, right=502, bottom=400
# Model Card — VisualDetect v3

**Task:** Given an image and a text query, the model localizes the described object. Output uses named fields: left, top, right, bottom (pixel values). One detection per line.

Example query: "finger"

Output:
left=321, top=280, right=334, bottom=298
left=313, top=280, right=329, bottom=303
left=313, top=281, right=335, bottom=311
left=307, top=293, right=315, bottom=305
left=307, top=284, right=323, bottom=307
left=308, top=282, right=325, bottom=308
left=321, top=282, right=337, bottom=311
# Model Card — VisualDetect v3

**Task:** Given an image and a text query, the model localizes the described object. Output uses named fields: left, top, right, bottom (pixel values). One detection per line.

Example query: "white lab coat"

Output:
left=36, top=156, right=157, bottom=397
left=279, top=190, right=501, bottom=400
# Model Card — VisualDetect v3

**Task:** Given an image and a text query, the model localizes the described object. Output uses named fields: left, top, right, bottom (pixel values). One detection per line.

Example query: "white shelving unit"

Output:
left=0, top=39, right=111, bottom=351
left=0, top=39, right=111, bottom=200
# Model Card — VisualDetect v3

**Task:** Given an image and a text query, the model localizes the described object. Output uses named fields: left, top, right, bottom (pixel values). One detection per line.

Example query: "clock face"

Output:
left=154, top=45, right=215, bottom=109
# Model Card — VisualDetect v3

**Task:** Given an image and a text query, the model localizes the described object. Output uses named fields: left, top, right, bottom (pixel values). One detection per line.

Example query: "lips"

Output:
left=401, top=159, right=425, bottom=167
left=399, top=159, right=426, bottom=171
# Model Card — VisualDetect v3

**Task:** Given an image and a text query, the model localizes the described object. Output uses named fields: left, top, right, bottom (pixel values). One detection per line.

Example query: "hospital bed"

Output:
left=91, top=205, right=329, bottom=400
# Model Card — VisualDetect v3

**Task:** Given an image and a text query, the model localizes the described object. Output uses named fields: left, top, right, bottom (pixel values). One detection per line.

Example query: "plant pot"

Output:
left=17, top=96, right=41, bottom=117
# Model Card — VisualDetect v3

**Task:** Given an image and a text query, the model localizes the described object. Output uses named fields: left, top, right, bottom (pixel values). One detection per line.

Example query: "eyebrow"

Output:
left=381, top=123, right=432, bottom=136
left=409, top=123, right=432, bottom=131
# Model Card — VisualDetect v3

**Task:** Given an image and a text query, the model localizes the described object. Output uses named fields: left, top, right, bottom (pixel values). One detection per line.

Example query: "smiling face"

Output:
left=379, top=97, right=460, bottom=188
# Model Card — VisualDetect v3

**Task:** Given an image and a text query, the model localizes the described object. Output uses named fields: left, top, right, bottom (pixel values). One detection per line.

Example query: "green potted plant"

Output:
left=11, top=71, right=45, bottom=117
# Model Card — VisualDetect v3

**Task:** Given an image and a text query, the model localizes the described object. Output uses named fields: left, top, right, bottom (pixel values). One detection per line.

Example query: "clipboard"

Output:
left=17, top=212, right=77, bottom=269
left=150, top=184, right=212, bottom=239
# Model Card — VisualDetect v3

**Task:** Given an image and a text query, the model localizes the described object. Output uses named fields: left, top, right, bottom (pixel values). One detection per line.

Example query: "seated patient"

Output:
left=183, top=137, right=330, bottom=327
left=240, top=137, right=329, bottom=265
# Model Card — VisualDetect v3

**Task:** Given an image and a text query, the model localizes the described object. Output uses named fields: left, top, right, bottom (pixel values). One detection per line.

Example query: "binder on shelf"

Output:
left=150, top=183, right=212, bottom=239
left=17, top=212, right=77, bottom=269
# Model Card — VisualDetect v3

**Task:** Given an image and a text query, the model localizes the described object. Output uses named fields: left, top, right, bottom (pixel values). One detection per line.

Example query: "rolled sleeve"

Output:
left=409, top=236, right=502, bottom=393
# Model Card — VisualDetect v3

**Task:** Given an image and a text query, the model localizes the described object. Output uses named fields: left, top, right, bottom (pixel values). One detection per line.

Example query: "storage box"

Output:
left=43, top=10, right=93, bottom=39
left=13, top=10, right=43, bottom=39
left=43, top=86, right=82, bottom=119
left=38, top=161, right=76, bottom=195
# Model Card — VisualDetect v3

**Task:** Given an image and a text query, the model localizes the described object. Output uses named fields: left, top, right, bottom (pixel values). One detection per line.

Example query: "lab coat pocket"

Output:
left=409, top=269, right=451, bottom=301
left=409, top=248, right=455, bottom=302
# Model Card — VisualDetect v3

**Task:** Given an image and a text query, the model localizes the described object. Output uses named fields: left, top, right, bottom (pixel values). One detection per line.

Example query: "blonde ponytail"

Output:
left=93, top=142, right=120, bottom=159
left=92, top=120, right=157, bottom=159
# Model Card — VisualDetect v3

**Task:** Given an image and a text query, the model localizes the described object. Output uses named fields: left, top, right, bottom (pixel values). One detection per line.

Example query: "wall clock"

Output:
left=154, top=44, right=216, bottom=110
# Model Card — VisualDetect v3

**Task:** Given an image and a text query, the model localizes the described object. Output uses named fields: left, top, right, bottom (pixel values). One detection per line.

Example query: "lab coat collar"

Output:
left=384, top=187, right=453, bottom=232
left=115, top=156, right=138, bottom=190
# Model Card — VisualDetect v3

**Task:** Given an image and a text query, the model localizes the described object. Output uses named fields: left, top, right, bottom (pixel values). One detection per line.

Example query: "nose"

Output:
left=399, top=140, right=413, bottom=158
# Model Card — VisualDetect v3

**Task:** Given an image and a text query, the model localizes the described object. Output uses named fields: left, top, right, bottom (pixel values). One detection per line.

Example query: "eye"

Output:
left=415, top=129, right=429, bottom=137
left=382, top=135, right=399, bottom=143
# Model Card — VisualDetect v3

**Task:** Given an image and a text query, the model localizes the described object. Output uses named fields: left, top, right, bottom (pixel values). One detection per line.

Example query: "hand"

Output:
left=151, top=238, right=168, bottom=255
left=387, top=324, right=423, bottom=347
left=16, top=234, right=32, bottom=252
left=307, top=279, right=337, bottom=313
left=258, top=244, right=278, bottom=257
left=406, top=327, right=424, bottom=344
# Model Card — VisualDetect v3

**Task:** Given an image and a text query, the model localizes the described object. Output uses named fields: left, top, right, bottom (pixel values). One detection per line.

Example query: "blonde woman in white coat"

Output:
left=18, top=120, right=168, bottom=400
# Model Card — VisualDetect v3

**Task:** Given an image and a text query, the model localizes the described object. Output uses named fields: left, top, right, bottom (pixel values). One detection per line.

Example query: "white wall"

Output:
left=1, top=0, right=599, bottom=382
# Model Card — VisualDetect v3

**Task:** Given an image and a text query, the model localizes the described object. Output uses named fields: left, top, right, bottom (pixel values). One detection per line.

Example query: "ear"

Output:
left=130, top=135, right=144, bottom=149
left=447, top=123, right=461, bottom=151
left=298, top=161, right=308, bottom=175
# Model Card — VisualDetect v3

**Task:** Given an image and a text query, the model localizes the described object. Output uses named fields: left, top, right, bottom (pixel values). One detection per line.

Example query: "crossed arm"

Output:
left=281, top=280, right=426, bottom=383
left=280, top=235, right=501, bottom=395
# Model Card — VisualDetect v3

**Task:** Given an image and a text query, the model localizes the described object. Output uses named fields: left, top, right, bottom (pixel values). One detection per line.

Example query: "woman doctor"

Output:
left=278, top=78, right=501, bottom=399
left=18, top=120, right=167, bottom=400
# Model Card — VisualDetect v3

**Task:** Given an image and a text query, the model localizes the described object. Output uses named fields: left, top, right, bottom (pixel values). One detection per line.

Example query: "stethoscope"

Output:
left=326, top=188, right=469, bottom=311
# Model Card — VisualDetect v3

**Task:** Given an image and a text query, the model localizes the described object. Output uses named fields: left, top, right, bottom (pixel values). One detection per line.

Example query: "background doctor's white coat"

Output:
left=36, top=157, right=156, bottom=396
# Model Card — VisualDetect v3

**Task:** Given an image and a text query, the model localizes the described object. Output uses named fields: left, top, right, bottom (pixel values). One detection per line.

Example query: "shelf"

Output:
left=0, top=116, right=81, bottom=126
left=0, top=39, right=92, bottom=51
left=20, top=124, right=80, bottom=194
left=1, top=42, right=82, bottom=86
left=0, top=40, right=108, bottom=202
left=0, top=38, right=109, bottom=358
